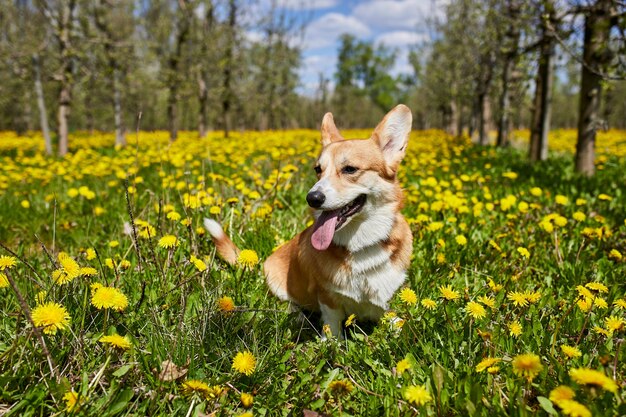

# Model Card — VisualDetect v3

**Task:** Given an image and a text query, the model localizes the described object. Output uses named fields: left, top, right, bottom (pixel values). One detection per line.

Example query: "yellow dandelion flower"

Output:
left=91, top=286, right=129, bottom=311
left=561, top=344, right=582, bottom=359
left=100, top=334, right=132, bottom=350
left=85, top=248, right=97, bottom=260
left=476, top=357, right=501, bottom=372
left=217, top=296, right=235, bottom=312
left=466, top=301, right=486, bottom=319
left=421, top=298, right=437, bottom=310
left=516, top=247, right=530, bottom=259
left=237, top=413, right=253, bottom=417
left=0, top=255, right=17, bottom=270
left=549, top=385, right=575, bottom=405
left=524, top=290, right=541, bottom=304
left=569, top=368, right=618, bottom=393
left=573, top=212, right=586, bottom=222
left=181, top=379, right=211, bottom=397
left=237, top=249, right=259, bottom=268
left=108, top=240, right=119, bottom=248
left=31, top=302, right=71, bottom=335
left=345, top=314, right=356, bottom=327
left=63, top=390, right=87, bottom=412
left=232, top=351, right=256, bottom=376
left=0, top=273, right=9, bottom=288
left=403, top=385, right=432, bottom=406
left=609, top=249, right=623, bottom=261
left=577, top=298, right=593, bottom=312
left=509, top=321, right=522, bottom=337
left=593, top=326, right=612, bottom=337
left=488, top=240, right=502, bottom=252
left=512, top=353, right=543, bottom=382
left=594, top=297, right=608, bottom=309
left=206, top=385, right=223, bottom=399
left=488, top=278, right=503, bottom=292
left=79, top=267, right=98, bottom=276
left=507, top=291, right=529, bottom=307
left=605, top=316, right=625, bottom=332
left=530, top=187, right=542, bottom=196
left=555, top=195, right=569, bottom=205
left=455, top=235, right=467, bottom=245
left=328, top=379, right=354, bottom=396
left=585, top=282, right=608, bottom=293
left=189, top=255, right=207, bottom=272
left=598, top=193, right=612, bottom=201
left=396, top=358, right=412, bottom=375
left=558, top=400, right=591, bottom=417
left=158, top=235, right=179, bottom=249
left=240, top=392, right=254, bottom=408
left=167, top=211, right=181, bottom=221
left=399, top=288, right=417, bottom=305
left=478, top=295, right=496, bottom=309
left=439, top=285, right=460, bottom=301
left=613, top=299, right=626, bottom=310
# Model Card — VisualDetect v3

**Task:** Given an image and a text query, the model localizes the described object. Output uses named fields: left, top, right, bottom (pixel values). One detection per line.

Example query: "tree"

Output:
left=575, top=0, right=621, bottom=175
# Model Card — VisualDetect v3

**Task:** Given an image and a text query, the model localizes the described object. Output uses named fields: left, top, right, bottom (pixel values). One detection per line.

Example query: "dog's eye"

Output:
left=341, top=166, right=358, bottom=174
left=314, top=165, right=322, bottom=175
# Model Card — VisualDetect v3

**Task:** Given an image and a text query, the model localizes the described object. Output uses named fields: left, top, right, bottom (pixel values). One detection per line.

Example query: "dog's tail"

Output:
left=203, top=218, right=240, bottom=265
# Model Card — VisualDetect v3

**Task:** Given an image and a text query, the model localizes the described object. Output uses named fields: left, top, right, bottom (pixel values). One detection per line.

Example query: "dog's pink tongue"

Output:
left=311, top=210, right=339, bottom=251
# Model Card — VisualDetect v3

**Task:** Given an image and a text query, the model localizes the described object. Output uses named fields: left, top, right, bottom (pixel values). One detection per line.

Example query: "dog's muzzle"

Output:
left=306, top=190, right=325, bottom=208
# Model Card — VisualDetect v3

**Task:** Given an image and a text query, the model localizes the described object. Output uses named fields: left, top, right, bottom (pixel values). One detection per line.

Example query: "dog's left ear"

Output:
left=372, top=104, right=412, bottom=172
left=321, top=113, right=343, bottom=146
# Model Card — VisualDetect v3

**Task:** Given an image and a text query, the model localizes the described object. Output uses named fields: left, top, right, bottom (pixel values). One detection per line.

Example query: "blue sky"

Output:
left=267, top=0, right=442, bottom=96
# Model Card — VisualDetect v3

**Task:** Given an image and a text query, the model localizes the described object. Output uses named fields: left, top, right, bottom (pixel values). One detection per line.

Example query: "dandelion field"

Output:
left=0, top=128, right=625, bottom=416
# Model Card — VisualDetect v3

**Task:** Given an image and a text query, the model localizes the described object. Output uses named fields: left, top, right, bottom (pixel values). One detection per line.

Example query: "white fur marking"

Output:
left=203, top=218, right=224, bottom=238
left=320, top=303, right=345, bottom=339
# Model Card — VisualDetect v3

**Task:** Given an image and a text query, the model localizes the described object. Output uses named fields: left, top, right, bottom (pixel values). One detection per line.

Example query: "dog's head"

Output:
left=307, top=104, right=412, bottom=251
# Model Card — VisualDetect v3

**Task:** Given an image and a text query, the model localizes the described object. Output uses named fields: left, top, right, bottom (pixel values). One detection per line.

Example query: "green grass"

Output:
left=0, top=130, right=625, bottom=416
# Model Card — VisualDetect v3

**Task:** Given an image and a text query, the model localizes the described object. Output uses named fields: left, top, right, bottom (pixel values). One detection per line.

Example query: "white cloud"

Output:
left=303, top=12, right=371, bottom=50
left=297, top=53, right=337, bottom=96
left=374, top=30, right=429, bottom=48
left=278, top=0, right=339, bottom=10
left=353, top=0, right=439, bottom=32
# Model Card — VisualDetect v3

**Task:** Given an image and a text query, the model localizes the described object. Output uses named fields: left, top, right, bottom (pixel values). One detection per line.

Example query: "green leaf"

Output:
left=537, top=396, right=558, bottom=415
left=112, top=364, right=132, bottom=378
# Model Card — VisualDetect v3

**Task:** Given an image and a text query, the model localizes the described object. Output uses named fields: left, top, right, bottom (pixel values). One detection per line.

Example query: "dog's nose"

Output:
left=306, top=190, right=326, bottom=208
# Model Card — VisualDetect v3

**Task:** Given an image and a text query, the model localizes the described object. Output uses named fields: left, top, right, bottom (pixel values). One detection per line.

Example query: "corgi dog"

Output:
left=204, top=104, right=413, bottom=338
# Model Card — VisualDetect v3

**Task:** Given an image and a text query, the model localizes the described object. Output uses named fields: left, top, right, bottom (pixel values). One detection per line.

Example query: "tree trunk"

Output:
left=529, top=37, right=554, bottom=162
left=113, top=67, right=125, bottom=146
left=222, top=0, right=237, bottom=138
left=33, top=54, right=52, bottom=155
left=198, top=74, right=208, bottom=138
left=477, top=93, right=489, bottom=145
left=575, top=0, right=613, bottom=176
left=496, top=1, right=520, bottom=147
left=57, top=0, right=75, bottom=156
left=167, top=87, right=178, bottom=142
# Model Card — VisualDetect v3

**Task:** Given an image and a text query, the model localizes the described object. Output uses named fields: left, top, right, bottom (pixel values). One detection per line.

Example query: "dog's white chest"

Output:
left=329, top=244, right=406, bottom=318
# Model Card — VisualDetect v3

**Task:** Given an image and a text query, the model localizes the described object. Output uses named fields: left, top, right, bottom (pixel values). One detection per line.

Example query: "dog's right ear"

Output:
left=321, top=113, right=342, bottom=146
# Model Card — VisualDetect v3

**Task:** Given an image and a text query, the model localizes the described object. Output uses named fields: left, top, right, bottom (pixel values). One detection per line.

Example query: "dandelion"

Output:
left=31, top=302, right=71, bottom=335
left=237, top=249, right=259, bottom=268
left=217, top=296, right=235, bottom=312
left=476, top=357, right=501, bottom=372
left=237, top=413, right=253, bottom=417
left=530, top=187, right=542, bottom=196
left=189, top=255, right=207, bottom=272
left=421, top=298, right=437, bottom=310
left=240, top=392, right=254, bottom=408
left=455, top=235, right=467, bottom=245
left=507, top=291, right=529, bottom=307
left=158, top=235, right=179, bottom=249
left=549, top=385, right=576, bottom=404
left=488, top=278, right=503, bottom=292
left=403, top=385, right=432, bottom=406
left=569, top=368, right=618, bottom=393
left=609, top=249, right=623, bottom=261
left=328, top=379, right=354, bottom=396
left=232, top=351, right=256, bottom=376
left=516, top=247, right=530, bottom=259
left=91, top=286, right=129, bottom=311
left=63, top=390, right=87, bottom=412
left=598, top=193, right=612, bottom=201
left=399, top=288, right=417, bottom=305
left=0, top=272, right=8, bottom=288
left=558, top=400, right=591, bottom=417
left=585, top=282, right=608, bottom=293
left=572, top=211, right=586, bottom=222
left=109, top=240, right=119, bottom=248
left=439, top=285, right=460, bottom=301
left=605, top=316, right=625, bottom=333
left=345, top=314, right=356, bottom=327
left=85, top=249, right=97, bottom=261
left=613, top=298, right=626, bottom=310
left=561, top=344, right=582, bottom=359
left=509, top=321, right=522, bottom=337
left=466, top=301, right=486, bottom=319
left=555, top=195, right=569, bottom=205
left=396, top=358, right=412, bottom=375
left=0, top=255, right=17, bottom=270
left=181, top=379, right=212, bottom=397
left=100, top=334, right=132, bottom=350
left=511, top=353, right=543, bottom=382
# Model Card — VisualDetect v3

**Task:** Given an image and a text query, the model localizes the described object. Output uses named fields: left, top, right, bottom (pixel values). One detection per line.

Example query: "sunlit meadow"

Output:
left=0, top=128, right=625, bottom=416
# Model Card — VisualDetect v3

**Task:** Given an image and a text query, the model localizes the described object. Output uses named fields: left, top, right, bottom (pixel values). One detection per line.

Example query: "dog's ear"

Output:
left=320, top=113, right=342, bottom=146
left=372, top=104, right=412, bottom=172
